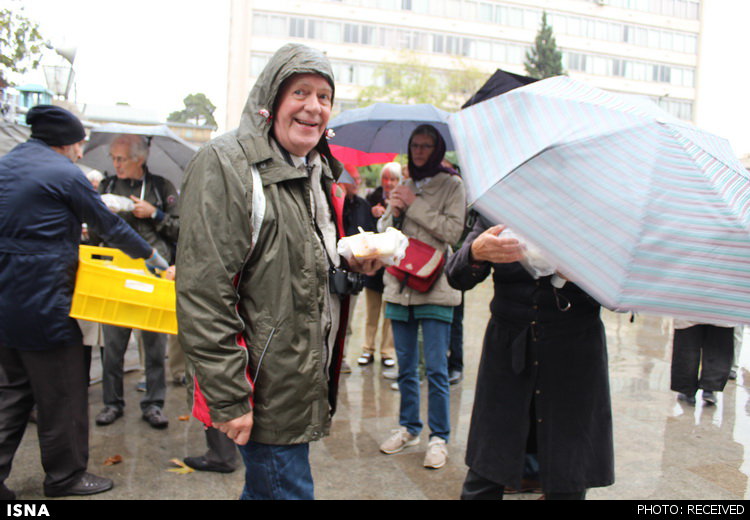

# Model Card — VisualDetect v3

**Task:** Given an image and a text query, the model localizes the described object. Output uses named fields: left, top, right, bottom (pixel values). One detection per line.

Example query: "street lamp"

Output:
left=43, top=46, right=77, bottom=101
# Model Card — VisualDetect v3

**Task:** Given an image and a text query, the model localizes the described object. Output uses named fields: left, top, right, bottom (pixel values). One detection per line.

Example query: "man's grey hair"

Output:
left=381, top=162, right=402, bottom=182
left=110, top=134, right=149, bottom=162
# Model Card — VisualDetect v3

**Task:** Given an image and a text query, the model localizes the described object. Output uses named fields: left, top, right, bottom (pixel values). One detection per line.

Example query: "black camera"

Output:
left=329, top=267, right=364, bottom=295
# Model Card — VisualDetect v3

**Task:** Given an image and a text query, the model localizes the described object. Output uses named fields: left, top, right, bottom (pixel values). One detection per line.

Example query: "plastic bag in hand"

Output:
left=337, top=227, right=409, bottom=266
left=101, top=194, right=135, bottom=212
left=499, top=228, right=556, bottom=279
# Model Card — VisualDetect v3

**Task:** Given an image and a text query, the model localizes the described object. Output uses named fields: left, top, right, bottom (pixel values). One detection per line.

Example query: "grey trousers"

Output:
left=102, top=325, right=166, bottom=412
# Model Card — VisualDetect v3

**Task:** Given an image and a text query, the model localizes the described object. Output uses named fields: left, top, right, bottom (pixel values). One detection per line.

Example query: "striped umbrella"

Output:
left=449, top=76, right=750, bottom=325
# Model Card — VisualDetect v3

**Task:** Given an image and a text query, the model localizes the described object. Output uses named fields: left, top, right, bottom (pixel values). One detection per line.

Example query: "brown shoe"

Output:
left=504, top=478, right=543, bottom=494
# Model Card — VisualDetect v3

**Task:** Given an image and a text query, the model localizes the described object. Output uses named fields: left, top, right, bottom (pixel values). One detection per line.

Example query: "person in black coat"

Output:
left=340, top=165, right=377, bottom=372
left=0, top=106, right=166, bottom=499
left=446, top=217, right=614, bottom=500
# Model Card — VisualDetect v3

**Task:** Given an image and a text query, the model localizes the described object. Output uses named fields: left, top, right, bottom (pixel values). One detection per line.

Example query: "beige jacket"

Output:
left=380, top=172, right=466, bottom=307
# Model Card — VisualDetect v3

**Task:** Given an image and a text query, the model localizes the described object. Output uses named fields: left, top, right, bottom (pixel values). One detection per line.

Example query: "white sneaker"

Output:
left=423, top=437, right=448, bottom=469
left=380, top=427, right=419, bottom=454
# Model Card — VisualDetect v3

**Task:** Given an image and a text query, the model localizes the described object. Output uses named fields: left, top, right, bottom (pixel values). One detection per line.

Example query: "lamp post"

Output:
left=43, top=46, right=77, bottom=101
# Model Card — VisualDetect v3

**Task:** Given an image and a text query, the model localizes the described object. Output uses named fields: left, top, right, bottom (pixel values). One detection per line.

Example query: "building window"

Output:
left=323, top=21, right=343, bottom=43
left=612, top=59, right=625, bottom=77
left=433, top=34, right=444, bottom=53
left=478, top=2, right=493, bottom=22
left=361, top=25, right=375, bottom=45
left=344, top=23, right=360, bottom=43
left=290, top=17, right=306, bottom=38
left=251, top=55, right=270, bottom=77
left=307, top=19, right=318, bottom=39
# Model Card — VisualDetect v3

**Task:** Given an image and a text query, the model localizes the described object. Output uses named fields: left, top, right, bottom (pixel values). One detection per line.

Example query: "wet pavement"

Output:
left=6, top=278, right=750, bottom=500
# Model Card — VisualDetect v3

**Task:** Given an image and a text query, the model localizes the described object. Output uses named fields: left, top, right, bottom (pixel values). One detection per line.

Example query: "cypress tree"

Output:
left=524, top=11, right=565, bottom=79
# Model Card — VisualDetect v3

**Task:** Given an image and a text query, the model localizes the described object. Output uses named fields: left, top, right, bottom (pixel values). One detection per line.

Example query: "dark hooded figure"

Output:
left=445, top=216, right=615, bottom=499
left=405, top=124, right=454, bottom=181
left=176, top=43, right=382, bottom=500
left=376, top=124, right=466, bottom=471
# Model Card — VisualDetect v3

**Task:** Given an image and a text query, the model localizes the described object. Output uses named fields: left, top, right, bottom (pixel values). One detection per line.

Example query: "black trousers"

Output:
left=671, top=325, right=733, bottom=395
left=0, top=343, right=89, bottom=494
left=203, top=426, right=239, bottom=469
left=461, top=470, right=586, bottom=500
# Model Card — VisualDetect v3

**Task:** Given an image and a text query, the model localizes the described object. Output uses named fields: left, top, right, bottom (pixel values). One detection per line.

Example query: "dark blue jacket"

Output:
left=0, top=139, right=153, bottom=351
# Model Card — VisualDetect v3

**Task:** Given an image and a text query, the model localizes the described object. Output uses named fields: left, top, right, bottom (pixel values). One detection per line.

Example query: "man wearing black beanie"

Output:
left=0, top=105, right=169, bottom=499
left=26, top=104, right=87, bottom=147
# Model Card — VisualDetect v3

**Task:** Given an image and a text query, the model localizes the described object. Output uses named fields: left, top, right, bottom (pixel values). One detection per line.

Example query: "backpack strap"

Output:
left=233, top=137, right=266, bottom=254
left=249, top=163, right=265, bottom=251
left=148, top=173, right=165, bottom=209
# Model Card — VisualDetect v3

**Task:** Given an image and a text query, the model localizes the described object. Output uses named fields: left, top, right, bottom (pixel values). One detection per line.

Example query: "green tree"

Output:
left=353, top=52, right=486, bottom=188
left=524, top=11, right=565, bottom=79
left=357, top=51, right=486, bottom=111
left=167, top=93, right=217, bottom=128
left=0, top=8, right=47, bottom=86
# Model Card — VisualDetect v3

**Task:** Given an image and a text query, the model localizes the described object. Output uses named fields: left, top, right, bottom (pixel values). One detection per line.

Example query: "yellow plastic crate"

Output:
left=70, top=245, right=177, bottom=335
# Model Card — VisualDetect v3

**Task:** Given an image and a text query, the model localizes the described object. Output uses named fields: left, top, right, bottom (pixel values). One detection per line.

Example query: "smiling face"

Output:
left=272, top=73, right=333, bottom=157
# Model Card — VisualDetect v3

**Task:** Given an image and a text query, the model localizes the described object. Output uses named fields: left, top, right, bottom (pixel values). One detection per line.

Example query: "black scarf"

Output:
left=407, top=124, right=452, bottom=181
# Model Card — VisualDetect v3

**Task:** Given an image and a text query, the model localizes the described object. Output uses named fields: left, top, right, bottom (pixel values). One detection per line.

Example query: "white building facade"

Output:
left=226, top=0, right=702, bottom=128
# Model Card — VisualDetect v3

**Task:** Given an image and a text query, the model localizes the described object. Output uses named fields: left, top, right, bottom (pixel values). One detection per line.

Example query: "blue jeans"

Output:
left=238, top=441, right=314, bottom=500
left=392, top=313, right=451, bottom=442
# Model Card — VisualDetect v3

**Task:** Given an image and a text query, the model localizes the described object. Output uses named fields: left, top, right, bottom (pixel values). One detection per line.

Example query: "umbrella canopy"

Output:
left=450, top=75, right=750, bottom=325
left=0, top=121, right=30, bottom=157
left=80, top=123, right=198, bottom=189
left=462, top=69, right=538, bottom=109
left=328, top=102, right=454, bottom=154
left=329, top=144, right=397, bottom=167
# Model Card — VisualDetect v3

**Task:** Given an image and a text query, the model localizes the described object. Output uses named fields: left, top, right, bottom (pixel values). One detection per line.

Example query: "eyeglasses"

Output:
left=110, top=155, right=133, bottom=164
left=410, top=143, right=435, bottom=151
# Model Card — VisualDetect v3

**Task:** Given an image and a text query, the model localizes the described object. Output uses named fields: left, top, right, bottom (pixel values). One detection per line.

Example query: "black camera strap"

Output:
left=279, top=144, right=340, bottom=275
left=278, top=143, right=362, bottom=297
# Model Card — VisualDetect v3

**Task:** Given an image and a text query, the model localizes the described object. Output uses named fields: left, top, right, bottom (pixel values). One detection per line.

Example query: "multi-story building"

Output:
left=225, top=0, right=702, bottom=128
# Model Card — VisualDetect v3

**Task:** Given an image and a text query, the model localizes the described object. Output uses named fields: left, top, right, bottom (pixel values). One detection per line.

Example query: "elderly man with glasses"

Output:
left=93, top=134, right=180, bottom=430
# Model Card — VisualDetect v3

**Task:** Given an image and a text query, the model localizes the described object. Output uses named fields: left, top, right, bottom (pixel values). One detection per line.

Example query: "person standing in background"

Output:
left=94, top=134, right=179, bottom=430
left=358, top=162, right=401, bottom=371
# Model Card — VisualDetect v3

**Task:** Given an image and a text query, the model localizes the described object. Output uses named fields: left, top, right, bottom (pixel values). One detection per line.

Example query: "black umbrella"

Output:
left=462, top=69, right=538, bottom=109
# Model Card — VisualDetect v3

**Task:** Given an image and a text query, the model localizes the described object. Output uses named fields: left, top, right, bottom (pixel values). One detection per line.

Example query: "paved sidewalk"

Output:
left=6, top=279, right=750, bottom=500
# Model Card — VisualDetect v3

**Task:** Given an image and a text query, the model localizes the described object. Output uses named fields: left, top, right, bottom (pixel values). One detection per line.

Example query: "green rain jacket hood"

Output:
left=237, top=43, right=341, bottom=177
left=176, top=43, right=348, bottom=445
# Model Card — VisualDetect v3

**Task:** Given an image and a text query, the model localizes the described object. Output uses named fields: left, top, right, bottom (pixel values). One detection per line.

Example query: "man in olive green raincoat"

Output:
left=176, top=43, right=381, bottom=500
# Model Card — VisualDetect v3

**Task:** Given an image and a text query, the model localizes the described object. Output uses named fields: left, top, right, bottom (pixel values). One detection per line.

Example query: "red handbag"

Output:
left=386, top=238, right=445, bottom=293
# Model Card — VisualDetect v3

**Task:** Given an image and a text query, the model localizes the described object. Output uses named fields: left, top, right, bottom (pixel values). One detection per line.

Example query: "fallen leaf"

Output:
left=104, top=454, right=123, bottom=466
left=178, top=415, right=190, bottom=421
left=167, top=458, right=195, bottom=474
